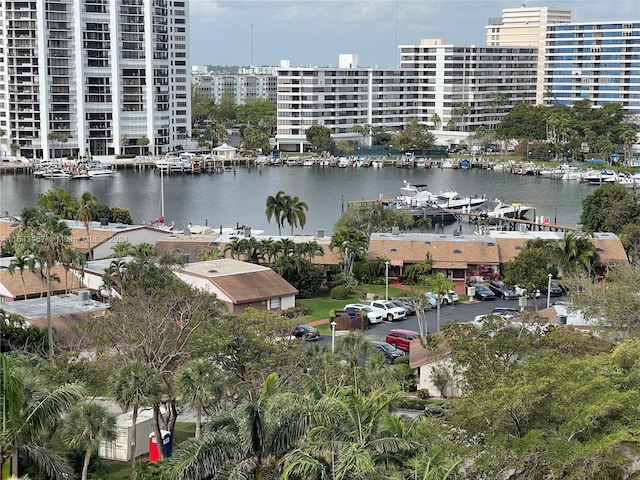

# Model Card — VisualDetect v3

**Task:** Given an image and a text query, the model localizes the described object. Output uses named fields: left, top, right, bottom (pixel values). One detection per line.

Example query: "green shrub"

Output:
left=283, top=305, right=310, bottom=319
left=330, top=285, right=350, bottom=300
left=116, top=153, right=136, bottom=159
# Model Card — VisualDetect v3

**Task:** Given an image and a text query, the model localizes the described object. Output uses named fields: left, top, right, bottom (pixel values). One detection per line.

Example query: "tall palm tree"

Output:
left=76, top=191, right=98, bottom=261
left=283, top=195, right=309, bottom=235
left=1, top=353, right=86, bottom=479
left=15, top=215, right=71, bottom=357
left=132, top=242, right=156, bottom=262
left=166, top=373, right=308, bottom=480
left=174, top=360, right=227, bottom=439
left=329, top=228, right=369, bottom=275
left=111, top=360, right=162, bottom=480
left=282, top=386, right=417, bottom=480
left=425, top=272, right=455, bottom=333
left=553, top=232, right=598, bottom=277
left=265, top=190, right=287, bottom=235
left=61, top=402, right=117, bottom=480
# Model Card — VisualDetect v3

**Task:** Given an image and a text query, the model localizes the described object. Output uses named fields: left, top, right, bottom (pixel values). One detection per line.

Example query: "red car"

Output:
left=385, top=328, right=419, bottom=352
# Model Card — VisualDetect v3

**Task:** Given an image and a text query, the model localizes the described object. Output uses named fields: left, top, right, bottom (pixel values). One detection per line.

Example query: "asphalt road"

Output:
left=320, top=294, right=565, bottom=346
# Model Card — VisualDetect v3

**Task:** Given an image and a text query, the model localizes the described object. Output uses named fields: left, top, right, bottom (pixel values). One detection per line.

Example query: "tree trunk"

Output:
left=82, top=449, right=91, bottom=480
left=10, top=450, right=17, bottom=478
left=46, top=264, right=53, bottom=357
left=195, top=406, right=202, bottom=439
left=129, top=407, right=138, bottom=480
left=152, top=404, right=165, bottom=460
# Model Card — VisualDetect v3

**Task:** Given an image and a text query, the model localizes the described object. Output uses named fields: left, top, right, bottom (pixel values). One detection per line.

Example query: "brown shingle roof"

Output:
left=408, top=336, right=452, bottom=369
left=0, top=265, right=71, bottom=299
left=212, top=270, right=299, bottom=303
left=368, top=234, right=500, bottom=268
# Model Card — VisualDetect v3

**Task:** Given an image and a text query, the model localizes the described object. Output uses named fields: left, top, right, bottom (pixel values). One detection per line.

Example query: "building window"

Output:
left=270, top=297, right=281, bottom=310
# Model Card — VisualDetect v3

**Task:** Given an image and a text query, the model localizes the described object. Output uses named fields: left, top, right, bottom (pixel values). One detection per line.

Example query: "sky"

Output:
left=188, top=0, right=640, bottom=68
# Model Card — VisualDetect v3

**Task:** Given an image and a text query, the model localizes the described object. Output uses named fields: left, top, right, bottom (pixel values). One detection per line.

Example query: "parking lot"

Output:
left=316, top=294, right=565, bottom=347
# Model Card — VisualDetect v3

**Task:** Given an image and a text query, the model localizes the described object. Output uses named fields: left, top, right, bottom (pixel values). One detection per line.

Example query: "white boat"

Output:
left=87, top=166, right=114, bottom=177
left=485, top=199, right=531, bottom=219
left=302, top=158, right=315, bottom=167
left=34, top=167, right=72, bottom=178
left=154, top=156, right=191, bottom=173
left=397, top=182, right=486, bottom=211
left=604, top=172, right=640, bottom=188
left=337, top=157, right=350, bottom=168
left=584, top=169, right=616, bottom=185
left=318, top=159, right=330, bottom=167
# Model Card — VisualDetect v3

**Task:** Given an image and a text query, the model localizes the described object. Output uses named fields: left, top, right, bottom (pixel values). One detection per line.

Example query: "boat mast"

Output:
left=160, top=167, right=165, bottom=219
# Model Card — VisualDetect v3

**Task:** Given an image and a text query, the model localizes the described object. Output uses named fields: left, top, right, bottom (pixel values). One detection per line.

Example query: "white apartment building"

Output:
left=275, top=57, right=421, bottom=153
left=0, top=0, right=190, bottom=160
left=486, top=6, right=572, bottom=104
left=544, top=21, right=640, bottom=116
left=192, top=67, right=277, bottom=105
left=399, top=39, right=538, bottom=133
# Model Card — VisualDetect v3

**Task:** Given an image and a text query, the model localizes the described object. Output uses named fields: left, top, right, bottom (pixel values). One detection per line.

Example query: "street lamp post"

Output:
left=547, top=274, right=553, bottom=309
left=330, top=320, right=337, bottom=353
left=385, top=261, right=390, bottom=300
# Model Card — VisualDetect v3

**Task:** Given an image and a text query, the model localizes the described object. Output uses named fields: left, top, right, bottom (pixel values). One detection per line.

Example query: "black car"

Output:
left=370, top=340, right=406, bottom=364
left=291, top=325, right=321, bottom=341
left=487, top=280, right=519, bottom=300
left=542, top=279, right=564, bottom=297
left=472, top=283, right=496, bottom=301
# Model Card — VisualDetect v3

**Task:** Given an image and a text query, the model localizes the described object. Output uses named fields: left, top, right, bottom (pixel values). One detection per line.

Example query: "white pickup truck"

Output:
left=361, top=300, right=407, bottom=322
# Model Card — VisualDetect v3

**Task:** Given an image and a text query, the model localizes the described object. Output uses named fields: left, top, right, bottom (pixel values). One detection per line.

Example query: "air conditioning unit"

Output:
left=79, top=289, right=91, bottom=304
left=391, top=227, right=400, bottom=235
left=316, top=229, right=325, bottom=239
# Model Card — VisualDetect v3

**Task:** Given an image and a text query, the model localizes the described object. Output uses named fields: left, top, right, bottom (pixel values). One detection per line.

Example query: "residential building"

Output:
left=399, top=39, right=539, bottom=133
left=486, top=6, right=572, bottom=104
left=173, top=259, right=298, bottom=313
left=544, top=21, right=640, bottom=115
left=275, top=57, right=422, bottom=152
left=192, top=66, right=278, bottom=105
left=0, top=0, right=190, bottom=160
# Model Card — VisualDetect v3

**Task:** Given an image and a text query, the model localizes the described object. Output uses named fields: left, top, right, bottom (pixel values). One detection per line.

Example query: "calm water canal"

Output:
left=0, top=165, right=592, bottom=235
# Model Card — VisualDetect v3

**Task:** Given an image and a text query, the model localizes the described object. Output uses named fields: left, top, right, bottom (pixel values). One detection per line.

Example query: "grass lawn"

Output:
left=296, top=284, right=423, bottom=324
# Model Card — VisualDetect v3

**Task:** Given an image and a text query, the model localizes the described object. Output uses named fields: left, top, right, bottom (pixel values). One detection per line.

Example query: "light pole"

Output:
left=385, top=261, right=390, bottom=300
left=330, top=320, right=337, bottom=353
left=547, top=274, right=553, bottom=309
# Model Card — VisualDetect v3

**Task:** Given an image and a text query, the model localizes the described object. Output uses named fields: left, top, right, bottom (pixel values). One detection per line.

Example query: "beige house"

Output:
left=408, top=338, right=461, bottom=398
left=173, top=259, right=298, bottom=313
left=212, top=143, right=237, bottom=160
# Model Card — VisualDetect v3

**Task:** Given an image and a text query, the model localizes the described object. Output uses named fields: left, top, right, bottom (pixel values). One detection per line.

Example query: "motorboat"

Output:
left=603, top=172, right=640, bottom=189
left=396, top=182, right=486, bottom=211
left=484, top=199, right=531, bottom=219
left=34, top=167, right=72, bottom=178
left=87, top=166, right=114, bottom=177
left=154, top=156, right=191, bottom=173
left=408, top=206, right=457, bottom=225
left=583, top=169, right=616, bottom=185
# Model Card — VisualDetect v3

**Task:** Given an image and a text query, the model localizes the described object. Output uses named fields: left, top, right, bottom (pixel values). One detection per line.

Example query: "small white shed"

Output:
left=98, top=409, right=154, bottom=462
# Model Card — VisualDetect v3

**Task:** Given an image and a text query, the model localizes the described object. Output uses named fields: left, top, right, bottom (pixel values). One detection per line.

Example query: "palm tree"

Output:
left=197, top=246, right=222, bottom=261
left=282, top=386, right=417, bottom=480
left=259, top=239, right=281, bottom=265
left=430, top=113, right=441, bottom=130
left=7, top=255, right=32, bottom=300
left=329, top=228, right=369, bottom=275
left=351, top=123, right=373, bottom=146
left=112, top=360, right=162, bottom=479
left=166, top=373, right=308, bottom=480
left=282, top=195, right=309, bottom=235
left=61, top=402, right=117, bottom=480
left=15, top=215, right=71, bottom=356
left=111, top=241, right=134, bottom=258
left=174, top=360, right=227, bottom=439
left=265, top=190, right=287, bottom=235
left=223, top=238, right=243, bottom=260
left=132, top=242, right=156, bottom=262
left=0, top=353, right=86, bottom=479
left=553, top=232, right=598, bottom=277
left=76, top=191, right=98, bottom=261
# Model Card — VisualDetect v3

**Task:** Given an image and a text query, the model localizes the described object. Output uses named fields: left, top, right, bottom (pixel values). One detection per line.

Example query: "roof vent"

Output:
left=487, top=242, right=495, bottom=246
left=207, top=269, right=218, bottom=274
left=453, top=249, right=462, bottom=254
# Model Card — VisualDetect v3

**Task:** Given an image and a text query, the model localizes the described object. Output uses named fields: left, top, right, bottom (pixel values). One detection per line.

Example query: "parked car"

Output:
left=491, top=307, right=522, bottom=319
left=514, top=284, right=541, bottom=298
left=442, top=290, right=459, bottom=305
left=344, top=304, right=384, bottom=324
left=291, top=324, right=321, bottom=341
left=385, top=328, right=420, bottom=352
left=390, top=298, right=416, bottom=316
left=362, top=300, right=407, bottom=322
left=472, top=283, right=496, bottom=301
left=395, top=296, right=432, bottom=312
left=542, top=279, right=564, bottom=297
left=424, top=292, right=440, bottom=308
left=370, top=340, right=406, bottom=364
left=487, top=280, right=519, bottom=300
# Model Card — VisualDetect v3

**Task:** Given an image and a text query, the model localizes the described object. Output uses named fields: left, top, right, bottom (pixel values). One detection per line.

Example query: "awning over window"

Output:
left=391, top=260, right=404, bottom=267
